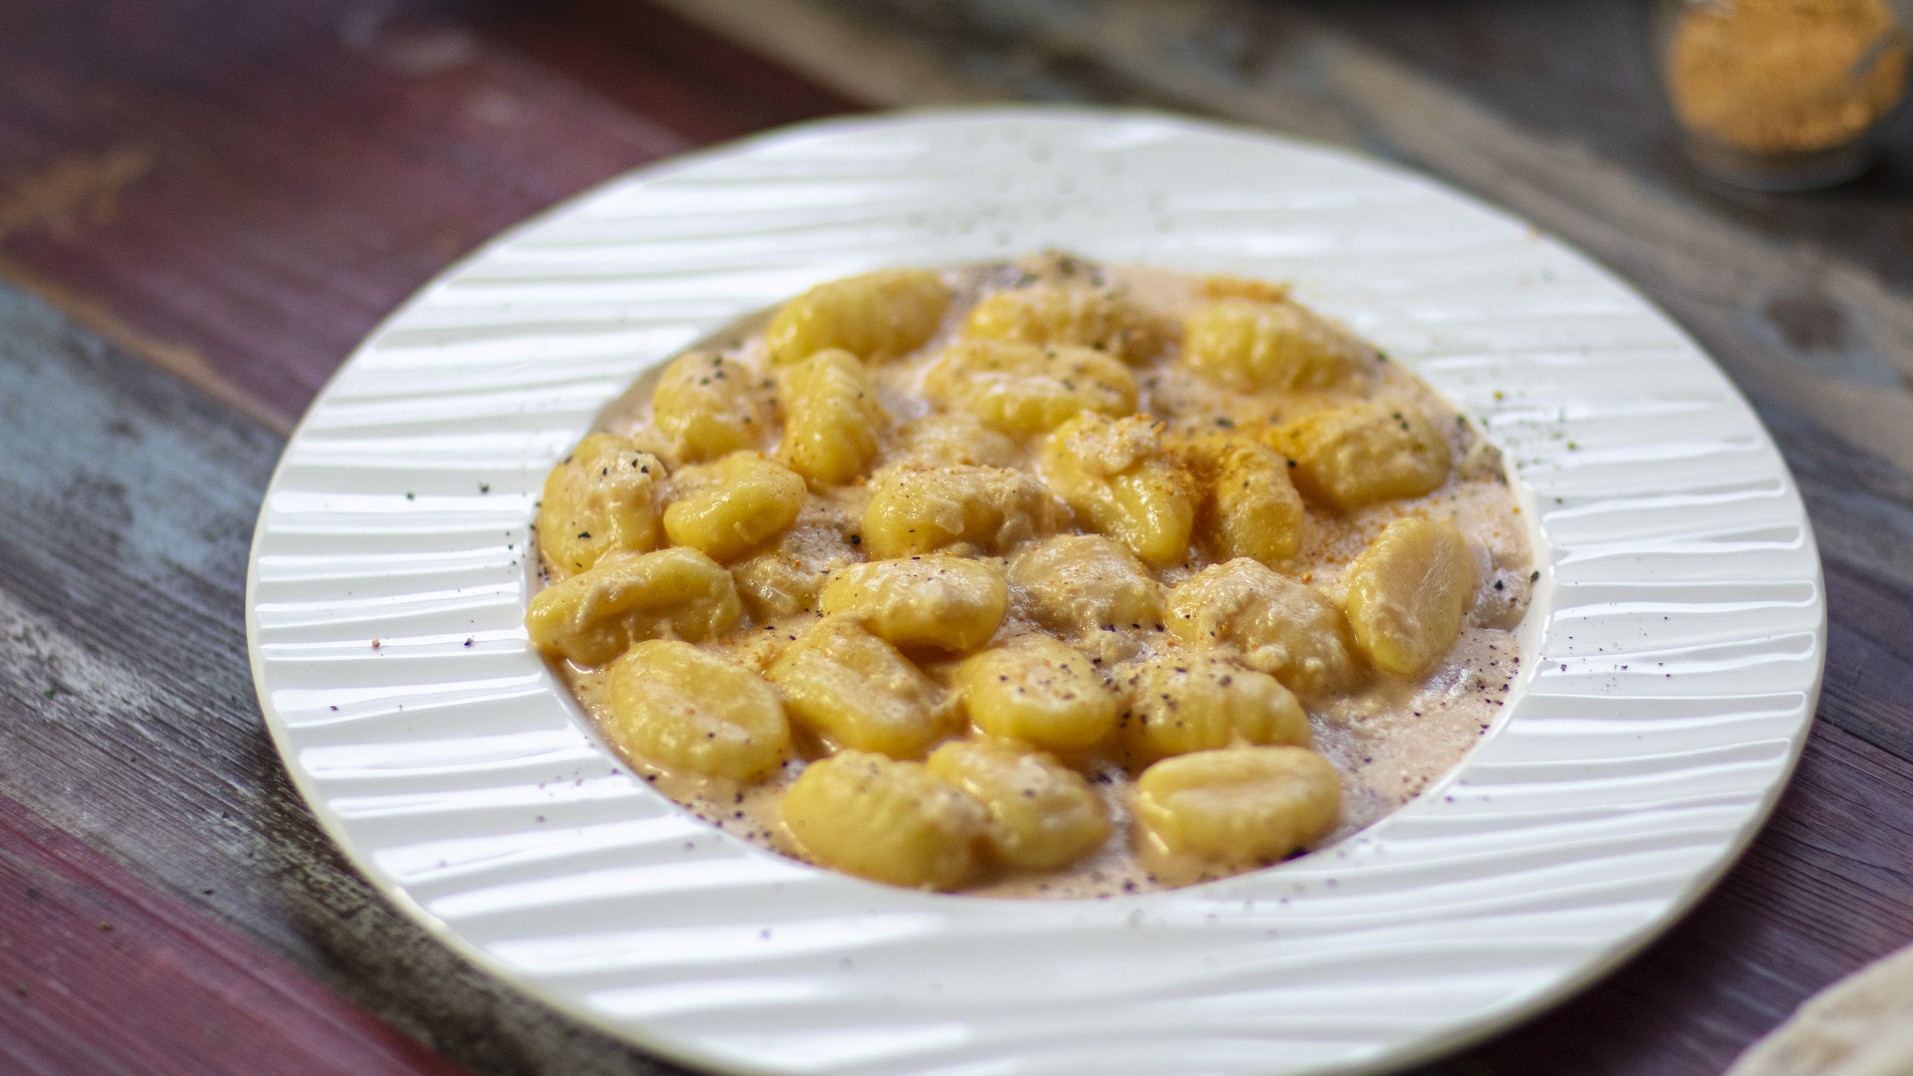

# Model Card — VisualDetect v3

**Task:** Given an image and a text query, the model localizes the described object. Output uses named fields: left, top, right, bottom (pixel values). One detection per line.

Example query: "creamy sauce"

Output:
left=547, top=255, right=1532, bottom=898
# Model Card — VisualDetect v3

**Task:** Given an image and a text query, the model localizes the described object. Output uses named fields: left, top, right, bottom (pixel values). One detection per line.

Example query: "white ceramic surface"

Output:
left=246, top=108, right=1826, bottom=1076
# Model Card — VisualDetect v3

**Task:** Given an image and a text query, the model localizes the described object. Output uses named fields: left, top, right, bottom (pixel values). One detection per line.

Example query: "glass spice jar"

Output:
left=1653, top=0, right=1913, bottom=190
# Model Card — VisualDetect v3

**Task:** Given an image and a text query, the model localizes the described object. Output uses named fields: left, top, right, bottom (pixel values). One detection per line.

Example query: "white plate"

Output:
left=247, top=108, right=1825, bottom=1076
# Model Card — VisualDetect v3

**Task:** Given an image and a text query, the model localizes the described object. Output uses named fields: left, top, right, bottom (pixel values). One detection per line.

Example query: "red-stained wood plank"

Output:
left=0, top=0, right=860, bottom=433
left=483, top=0, right=862, bottom=145
left=0, top=274, right=681, bottom=1075
left=1822, top=559, right=1913, bottom=762
left=0, top=793, right=472, bottom=1076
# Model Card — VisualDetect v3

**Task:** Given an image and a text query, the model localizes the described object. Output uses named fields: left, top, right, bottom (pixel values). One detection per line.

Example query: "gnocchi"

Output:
left=962, top=283, right=1165, bottom=362
left=861, top=463, right=1058, bottom=559
left=1179, top=432, right=1306, bottom=566
left=526, top=546, right=742, bottom=665
left=1136, top=746, right=1343, bottom=865
left=650, top=350, right=770, bottom=463
left=924, top=338, right=1138, bottom=435
left=661, top=452, right=807, bottom=562
left=1116, top=652, right=1310, bottom=764
left=1009, top=534, right=1164, bottom=637
left=1268, top=401, right=1453, bottom=512
left=729, top=518, right=860, bottom=619
left=783, top=751, right=986, bottom=890
left=767, top=268, right=949, bottom=366
left=1182, top=297, right=1368, bottom=392
left=1166, top=558, right=1361, bottom=700
left=956, top=634, right=1119, bottom=752
left=776, top=348, right=884, bottom=484
left=768, top=618, right=957, bottom=759
left=1039, top=413, right=1196, bottom=567
left=1343, top=517, right=1477, bottom=676
left=819, top=555, right=1008, bottom=652
left=536, top=433, right=664, bottom=578
left=606, top=641, right=789, bottom=781
left=927, top=740, right=1110, bottom=869
left=527, top=255, right=1531, bottom=897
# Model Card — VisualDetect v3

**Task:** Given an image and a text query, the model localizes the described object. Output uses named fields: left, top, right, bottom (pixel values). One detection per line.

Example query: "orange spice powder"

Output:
left=1669, top=0, right=1910, bottom=154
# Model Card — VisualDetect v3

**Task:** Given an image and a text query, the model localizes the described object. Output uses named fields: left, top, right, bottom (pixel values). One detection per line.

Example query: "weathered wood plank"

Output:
left=1822, top=562, right=1913, bottom=763
left=0, top=794, right=472, bottom=1076
left=0, top=0, right=855, bottom=433
left=1291, top=0, right=1913, bottom=296
left=0, top=285, right=683, bottom=1075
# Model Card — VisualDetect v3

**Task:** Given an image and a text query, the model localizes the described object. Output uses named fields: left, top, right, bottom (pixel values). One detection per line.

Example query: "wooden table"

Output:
left=2, top=2, right=1909, bottom=1073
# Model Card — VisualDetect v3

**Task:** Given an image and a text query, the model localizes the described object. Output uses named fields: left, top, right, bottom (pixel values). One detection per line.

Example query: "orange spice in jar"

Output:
left=1662, top=0, right=1910, bottom=186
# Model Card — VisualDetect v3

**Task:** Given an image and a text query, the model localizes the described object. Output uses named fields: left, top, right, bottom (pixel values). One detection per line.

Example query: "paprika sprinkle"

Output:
left=1667, top=0, right=1909, bottom=157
